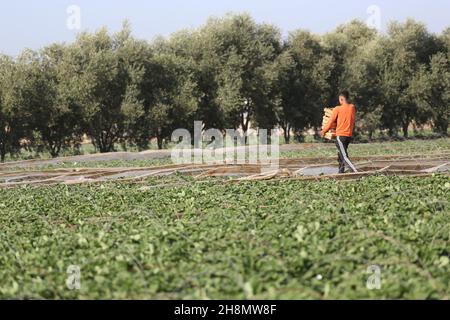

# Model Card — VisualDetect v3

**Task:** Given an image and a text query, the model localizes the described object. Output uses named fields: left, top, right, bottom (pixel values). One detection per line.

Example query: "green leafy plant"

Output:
left=0, top=174, right=448, bottom=299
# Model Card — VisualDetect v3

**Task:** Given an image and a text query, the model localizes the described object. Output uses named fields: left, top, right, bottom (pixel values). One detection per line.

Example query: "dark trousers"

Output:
left=335, top=136, right=358, bottom=173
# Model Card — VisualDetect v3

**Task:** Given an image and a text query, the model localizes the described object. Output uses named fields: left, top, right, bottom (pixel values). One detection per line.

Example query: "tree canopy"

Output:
left=0, top=14, right=448, bottom=160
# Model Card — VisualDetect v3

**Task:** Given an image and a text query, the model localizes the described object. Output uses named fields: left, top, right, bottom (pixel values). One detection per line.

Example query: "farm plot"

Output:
left=0, top=154, right=448, bottom=187
left=0, top=174, right=448, bottom=299
left=0, top=140, right=449, bottom=299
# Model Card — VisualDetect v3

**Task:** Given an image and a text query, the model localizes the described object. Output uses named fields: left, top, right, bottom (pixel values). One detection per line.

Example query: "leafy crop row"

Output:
left=0, top=175, right=448, bottom=299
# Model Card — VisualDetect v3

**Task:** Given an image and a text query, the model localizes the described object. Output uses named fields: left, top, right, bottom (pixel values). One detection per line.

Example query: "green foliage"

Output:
left=341, top=38, right=385, bottom=139
left=32, top=44, right=84, bottom=157
left=281, top=30, right=334, bottom=139
left=410, top=53, right=450, bottom=135
left=207, top=14, right=282, bottom=133
left=64, top=27, right=129, bottom=153
left=380, top=20, right=442, bottom=137
left=0, top=175, right=448, bottom=299
left=0, top=55, right=34, bottom=161
left=0, top=14, right=448, bottom=161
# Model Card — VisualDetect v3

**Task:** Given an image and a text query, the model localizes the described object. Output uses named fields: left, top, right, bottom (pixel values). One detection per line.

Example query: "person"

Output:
left=320, top=90, right=358, bottom=174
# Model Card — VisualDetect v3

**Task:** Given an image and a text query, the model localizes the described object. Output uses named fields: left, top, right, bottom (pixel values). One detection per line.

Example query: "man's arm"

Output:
left=321, top=108, right=338, bottom=136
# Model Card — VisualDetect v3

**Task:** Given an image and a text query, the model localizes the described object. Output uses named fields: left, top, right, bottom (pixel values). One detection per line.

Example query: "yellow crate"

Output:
left=322, top=107, right=336, bottom=140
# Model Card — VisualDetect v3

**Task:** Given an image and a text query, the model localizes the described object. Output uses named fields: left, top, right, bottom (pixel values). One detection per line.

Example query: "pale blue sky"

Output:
left=0, top=0, right=448, bottom=56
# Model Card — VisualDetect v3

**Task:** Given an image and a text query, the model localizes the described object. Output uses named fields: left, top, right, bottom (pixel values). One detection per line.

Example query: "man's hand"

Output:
left=320, top=130, right=326, bottom=137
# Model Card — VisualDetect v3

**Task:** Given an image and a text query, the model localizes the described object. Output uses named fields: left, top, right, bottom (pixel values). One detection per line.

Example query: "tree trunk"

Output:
left=267, top=128, right=272, bottom=145
left=388, top=127, right=396, bottom=138
left=48, top=140, right=61, bottom=158
left=241, top=117, right=249, bottom=145
left=157, top=135, right=163, bottom=150
left=412, top=123, right=418, bottom=136
left=102, top=143, right=114, bottom=153
left=435, top=118, right=449, bottom=136
left=0, top=137, right=6, bottom=162
left=50, top=145, right=61, bottom=158
left=96, top=131, right=115, bottom=153
left=402, top=122, right=409, bottom=138
left=283, top=125, right=291, bottom=144
left=0, top=146, right=5, bottom=163
left=441, top=123, right=448, bottom=136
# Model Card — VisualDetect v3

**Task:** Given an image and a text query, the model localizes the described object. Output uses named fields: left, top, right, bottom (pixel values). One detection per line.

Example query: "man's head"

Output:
left=339, top=90, right=350, bottom=105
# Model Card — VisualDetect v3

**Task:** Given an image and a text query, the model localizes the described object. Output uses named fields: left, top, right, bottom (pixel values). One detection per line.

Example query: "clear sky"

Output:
left=0, top=0, right=449, bottom=56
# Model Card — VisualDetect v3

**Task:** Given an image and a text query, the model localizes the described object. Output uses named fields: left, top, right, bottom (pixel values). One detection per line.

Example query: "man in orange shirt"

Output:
left=320, top=90, right=358, bottom=174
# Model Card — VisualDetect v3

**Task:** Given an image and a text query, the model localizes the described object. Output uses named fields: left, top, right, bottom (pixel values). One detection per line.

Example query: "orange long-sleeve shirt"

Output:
left=323, top=103, right=356, bottom=137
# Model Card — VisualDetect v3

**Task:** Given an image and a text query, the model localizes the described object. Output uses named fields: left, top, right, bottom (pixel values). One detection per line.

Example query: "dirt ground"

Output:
left=0, top=147, right=448, bottom=188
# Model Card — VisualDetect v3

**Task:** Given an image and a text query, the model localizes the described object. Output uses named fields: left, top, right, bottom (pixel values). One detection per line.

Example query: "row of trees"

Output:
left=0, top=14, right=449, bottom=160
